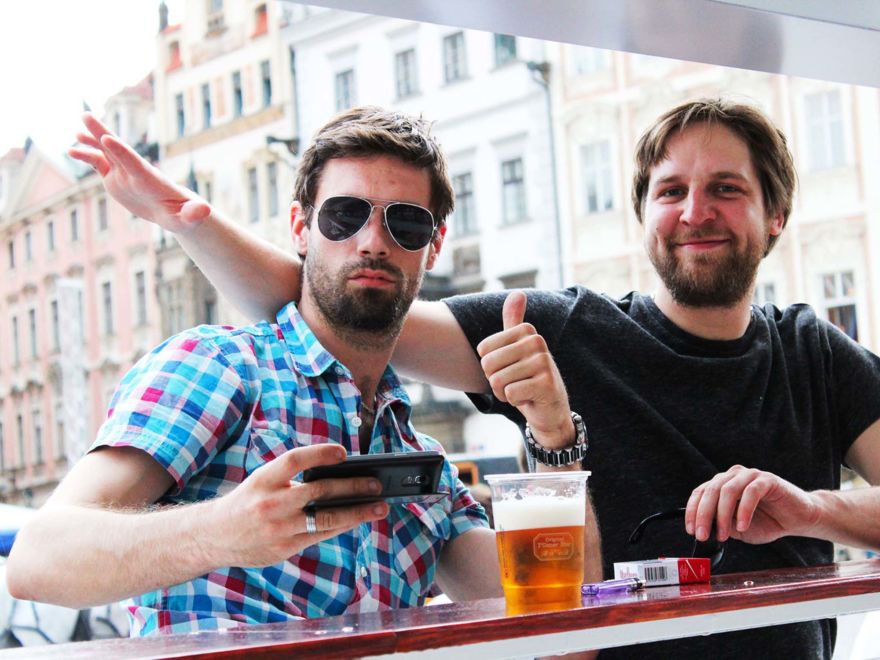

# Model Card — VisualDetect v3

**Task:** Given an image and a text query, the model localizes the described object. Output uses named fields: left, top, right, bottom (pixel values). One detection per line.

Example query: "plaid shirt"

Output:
left=92, top=302, right=487, bottom=636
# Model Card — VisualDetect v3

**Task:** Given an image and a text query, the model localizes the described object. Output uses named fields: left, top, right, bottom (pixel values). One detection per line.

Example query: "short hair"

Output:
left=631, top=98, right=797, bottom=253
left=293, top=106, right=454, bottom=227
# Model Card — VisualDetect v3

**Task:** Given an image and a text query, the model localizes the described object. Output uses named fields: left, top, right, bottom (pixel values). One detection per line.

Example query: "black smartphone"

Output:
left=301, top=451, right=447, bottom=507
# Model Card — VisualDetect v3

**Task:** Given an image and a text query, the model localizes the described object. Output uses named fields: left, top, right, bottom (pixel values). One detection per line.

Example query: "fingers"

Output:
left=68, top=146, right=110, bottom=177
left=82, top=112, right=114, bottom=143
left=686, top=465, right=763, bottom=542
left=304, top=501, right=389, bottom=540
left=502, top=290, right=527, bottom=331
left=99, top=133, right=154, bottom=177
left=267, top=444, right=347, bottom=487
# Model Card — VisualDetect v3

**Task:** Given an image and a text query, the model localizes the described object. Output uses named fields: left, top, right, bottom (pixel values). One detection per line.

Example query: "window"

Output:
left=7, top=239, right=14, bottom=269
left=572, top=47, right=610, bottom=75
left=261, top=60, right=272, bottom=107
left=16, top=414, right=24, bottom=468
left=97, top=197, right=108, bottom=232
left=32, top=409, right=43, bottom=466
left=55, top=417, right=65, bottom=459
left=494, top=34, right=517, bottom=66
left=167, top=41, right=182, bottom=71
left=201, top=83, right=212, bottom=128
left=753, top=282, right=777, bottom=306
left=25, top=230, right=32, bottom=261
left=0, top=421, right=4, bottom=471
left=581, top=141, right=614, bottom=214
left=47, top=220, right=55, bottom=252
left=822, top=271, right=858, bottom=341
left=335, top=68, right=355, bottom=112
left=175, top=93, right=186, bottom=137
left=253, top=3, right=268, bottom=36
left=501, top=157, right=527, bottom=224
left=452, top=172, right=477, bottom=236
left=443, top=32, right=467, bottom=82
left=28, top=308, right=37, bottom=358
left=77, top=289, right=85, bottom=345
left=11, top=315, right=19, bottom=364
left=50, top=299, right=60, bottom=350
left=70, top=209, right=80, bottom=242
left=267, top=162, right=279, bottom=217
left=204, top=180, right=213, bottom=204
left=395, top=48, right=418, bottom=98
left=102, top=281, right=114, bottom=336
left=210, top=0, right=223, bottom=12
left=205, top=298, right=217, bottom=325
left=232, top=71, right=243, bottom=118
left=805, top=90, right=845, bottom=171
left=248, top=167, right=259, bottom=223
left=135, top=271, right=148, bottom=325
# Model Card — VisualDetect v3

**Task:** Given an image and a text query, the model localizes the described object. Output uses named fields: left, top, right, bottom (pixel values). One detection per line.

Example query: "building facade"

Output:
left=0, top=79, right=162, bottom=505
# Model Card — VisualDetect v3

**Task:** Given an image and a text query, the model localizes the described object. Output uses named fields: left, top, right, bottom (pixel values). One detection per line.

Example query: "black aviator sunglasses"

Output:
left=313, top=195, right=437, bottom=252
left=628, top=507, right=727, bottom=571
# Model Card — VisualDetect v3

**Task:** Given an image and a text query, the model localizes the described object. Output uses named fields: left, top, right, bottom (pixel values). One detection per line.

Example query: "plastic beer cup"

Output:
left=485, top=472, right=590, bottom=615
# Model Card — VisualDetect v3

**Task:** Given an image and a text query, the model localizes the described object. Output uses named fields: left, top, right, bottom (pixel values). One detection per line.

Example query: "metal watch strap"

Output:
left=524, top=411, right=589, bottom=467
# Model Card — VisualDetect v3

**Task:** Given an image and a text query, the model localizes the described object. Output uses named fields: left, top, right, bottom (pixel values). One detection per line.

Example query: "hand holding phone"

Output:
left=302, top=451, right=447, bottom=507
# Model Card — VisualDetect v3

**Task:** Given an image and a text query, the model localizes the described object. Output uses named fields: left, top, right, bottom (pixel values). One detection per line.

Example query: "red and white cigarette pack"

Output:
left=613, top=557, right=711, bottom=586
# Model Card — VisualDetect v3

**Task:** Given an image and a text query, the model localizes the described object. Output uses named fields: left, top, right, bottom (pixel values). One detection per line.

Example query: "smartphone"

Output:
left=301, top=451, right=448, bottom=507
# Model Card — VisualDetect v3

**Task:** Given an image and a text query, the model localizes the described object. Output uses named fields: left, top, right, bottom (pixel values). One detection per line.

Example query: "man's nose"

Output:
left=680, top=189, right=715, bottom=226
left=356, top=206, right=392, bottom=257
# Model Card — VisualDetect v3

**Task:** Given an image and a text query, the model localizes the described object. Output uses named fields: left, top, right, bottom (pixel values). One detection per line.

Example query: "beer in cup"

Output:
left=485, top=472, right=590, bottom=615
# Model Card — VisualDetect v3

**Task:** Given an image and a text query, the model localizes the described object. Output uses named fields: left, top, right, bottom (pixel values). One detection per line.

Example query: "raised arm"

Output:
left=6, top=444, right=387, bottom=608
left=69, top=113, right=298, bottom=321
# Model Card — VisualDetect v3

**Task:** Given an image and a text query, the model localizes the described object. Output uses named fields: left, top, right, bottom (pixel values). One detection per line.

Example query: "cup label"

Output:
left=533, top=532, right=574, bottom=561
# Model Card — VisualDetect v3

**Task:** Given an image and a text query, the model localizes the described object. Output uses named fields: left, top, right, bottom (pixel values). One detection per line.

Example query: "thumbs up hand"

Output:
left=476, top=291, right=576, bottom=453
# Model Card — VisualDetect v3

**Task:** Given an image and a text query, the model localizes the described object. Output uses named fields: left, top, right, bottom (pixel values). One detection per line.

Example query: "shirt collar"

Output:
left=274, top=302, right=411, bottom=407
left=276, top=301, right=338, bottom=377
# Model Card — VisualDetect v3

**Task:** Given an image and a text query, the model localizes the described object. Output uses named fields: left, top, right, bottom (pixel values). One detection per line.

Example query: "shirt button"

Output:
left=351, top=416, right=362, bottom=428
left=360, top=565, right=368, bottom=579
left=335, top=366, right=344, bottom=376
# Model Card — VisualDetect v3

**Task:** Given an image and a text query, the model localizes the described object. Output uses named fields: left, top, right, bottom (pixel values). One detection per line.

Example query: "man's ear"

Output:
left=768, top=210, right=785, bottom=237
left=425, top=222, right=447, bottom=271
left=291, top=201, right=310, bottom=256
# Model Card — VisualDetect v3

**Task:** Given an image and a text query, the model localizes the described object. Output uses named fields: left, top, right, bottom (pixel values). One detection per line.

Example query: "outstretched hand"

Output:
left=476, top=291, right=574, bottom=449
left=685, top=465, right=821, bottom=545
left=68, top=113, right=211, bottom=234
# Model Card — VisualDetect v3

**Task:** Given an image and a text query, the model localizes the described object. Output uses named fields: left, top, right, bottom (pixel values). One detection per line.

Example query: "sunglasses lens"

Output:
left=385, top=203, right=435, bottom=250
left=317, top=196, right=372, bottom=242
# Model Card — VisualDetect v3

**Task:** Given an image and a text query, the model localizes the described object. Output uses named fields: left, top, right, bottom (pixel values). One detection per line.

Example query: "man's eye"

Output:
left=659, top=187, right=684, bottom=198
left=717, top=184, right=740, bottom=194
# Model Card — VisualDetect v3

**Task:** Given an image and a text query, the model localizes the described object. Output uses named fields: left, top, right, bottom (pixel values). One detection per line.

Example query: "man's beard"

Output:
left=647, top=230, right=766, bottom=308
left=305, top=252, right=422, bottom=349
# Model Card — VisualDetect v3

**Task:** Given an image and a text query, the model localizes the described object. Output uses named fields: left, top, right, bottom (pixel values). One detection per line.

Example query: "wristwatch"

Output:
left=524, top=411, right=589, bottom=467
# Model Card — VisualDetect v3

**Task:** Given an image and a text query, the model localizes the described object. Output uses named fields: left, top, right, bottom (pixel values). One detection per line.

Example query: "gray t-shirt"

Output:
left=445, top=287, right=880, bottom=659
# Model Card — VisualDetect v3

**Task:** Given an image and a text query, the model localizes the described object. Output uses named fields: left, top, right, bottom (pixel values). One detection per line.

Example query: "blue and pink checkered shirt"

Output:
left=92, top=302, right=487, bottom=635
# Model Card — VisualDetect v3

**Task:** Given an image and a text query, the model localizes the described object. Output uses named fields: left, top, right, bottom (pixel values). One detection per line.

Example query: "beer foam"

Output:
left=492, top=496, right=585, bottom=531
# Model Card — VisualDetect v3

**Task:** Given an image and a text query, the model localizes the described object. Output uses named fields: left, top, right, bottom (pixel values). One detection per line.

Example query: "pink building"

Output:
left=0, top=78, right=163, bottom=506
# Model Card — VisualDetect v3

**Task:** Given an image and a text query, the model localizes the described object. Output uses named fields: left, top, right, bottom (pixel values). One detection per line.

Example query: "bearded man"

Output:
left=8, top=107, right=603, bottom=637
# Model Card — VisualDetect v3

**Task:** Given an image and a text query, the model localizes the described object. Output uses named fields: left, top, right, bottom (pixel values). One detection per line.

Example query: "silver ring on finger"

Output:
left=305, top=508, right=318, bottom=535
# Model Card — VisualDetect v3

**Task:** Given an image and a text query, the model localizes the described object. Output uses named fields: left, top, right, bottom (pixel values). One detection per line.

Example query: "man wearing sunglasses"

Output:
left=8, top=107, right=602, bottom=638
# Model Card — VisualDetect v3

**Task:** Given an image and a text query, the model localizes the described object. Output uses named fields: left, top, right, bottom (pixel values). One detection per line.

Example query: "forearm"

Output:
left=810, top=486, right=880, bottom=551
left=178, top=208, right=300, bottom=322
left=392, top=301, right=489, bottom=392
left=7, top=501, right=222, bottom=608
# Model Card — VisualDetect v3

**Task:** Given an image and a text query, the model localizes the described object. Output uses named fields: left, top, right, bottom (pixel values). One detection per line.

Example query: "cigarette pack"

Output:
left=613, top=557, right=711, bottom=586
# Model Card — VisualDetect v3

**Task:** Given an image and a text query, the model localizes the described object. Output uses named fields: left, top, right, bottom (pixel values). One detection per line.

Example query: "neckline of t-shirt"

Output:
left=637, top=293, right=758, bottom=358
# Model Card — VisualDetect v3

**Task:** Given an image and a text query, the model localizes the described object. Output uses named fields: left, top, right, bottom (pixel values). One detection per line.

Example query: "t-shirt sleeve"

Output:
left=826, top=322, right=880, bottom=458
left=91, top=331, right=252, bottom=493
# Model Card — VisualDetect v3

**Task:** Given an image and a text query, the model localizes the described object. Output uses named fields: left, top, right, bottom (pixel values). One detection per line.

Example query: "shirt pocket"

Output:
left=390, top=497, right=452, bottom=599
left=246, top=428, right=295, bottom=475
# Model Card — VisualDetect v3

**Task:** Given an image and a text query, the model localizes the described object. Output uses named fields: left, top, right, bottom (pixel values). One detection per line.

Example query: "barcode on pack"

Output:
left=644, top=565, right=668, bottom=582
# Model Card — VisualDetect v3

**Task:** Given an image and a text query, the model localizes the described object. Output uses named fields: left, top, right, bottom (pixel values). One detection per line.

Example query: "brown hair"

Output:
left=293, top=105, right=454, bottom=227
left=631, top=98, right=797, bottom=253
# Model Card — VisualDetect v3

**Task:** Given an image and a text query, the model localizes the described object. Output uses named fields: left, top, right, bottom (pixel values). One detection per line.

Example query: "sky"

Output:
left=0, top=0, right=182, bottom=158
